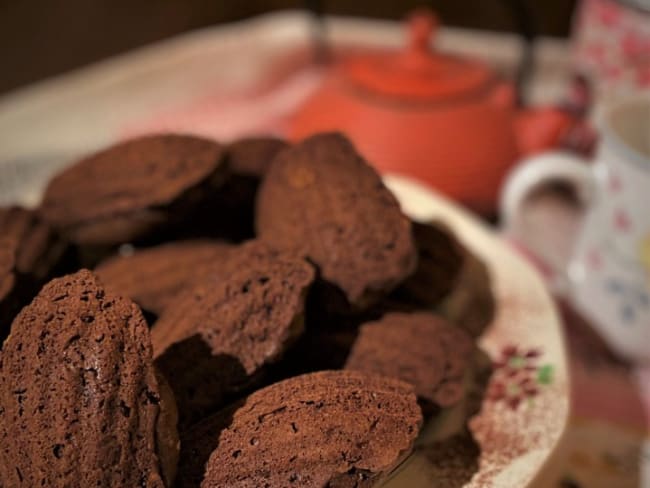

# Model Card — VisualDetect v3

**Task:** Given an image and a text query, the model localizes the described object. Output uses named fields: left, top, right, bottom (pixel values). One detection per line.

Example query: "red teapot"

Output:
left=288, top=11, right=574, bottom=214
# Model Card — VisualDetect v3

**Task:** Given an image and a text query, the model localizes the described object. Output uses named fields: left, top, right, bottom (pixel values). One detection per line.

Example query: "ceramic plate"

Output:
left=0, top=173, right=570, bottom=488
left=384, top=174, right=570, bottom=487
left=0, top=170, right=571, bottom=488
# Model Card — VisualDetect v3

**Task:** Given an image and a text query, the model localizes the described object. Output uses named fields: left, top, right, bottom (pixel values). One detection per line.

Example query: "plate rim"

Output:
left=385, top=172, right=571, bottom=487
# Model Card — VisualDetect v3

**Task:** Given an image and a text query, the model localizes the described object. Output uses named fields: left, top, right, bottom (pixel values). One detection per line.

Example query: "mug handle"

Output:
left=500, top=151, right=596, bottom=279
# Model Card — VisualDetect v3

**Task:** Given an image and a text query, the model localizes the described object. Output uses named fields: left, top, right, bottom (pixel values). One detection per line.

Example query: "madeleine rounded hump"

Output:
left=151, top=239, right=315, bottom=360
left=39, top=134, right=226, bottom=244
left=345, top=311, right=474, bottom=409
left=200, top=370, right=422, bottom=488
left=0, top=269, right=168, bottom=487
left=255, top=132, right=417, bottom=308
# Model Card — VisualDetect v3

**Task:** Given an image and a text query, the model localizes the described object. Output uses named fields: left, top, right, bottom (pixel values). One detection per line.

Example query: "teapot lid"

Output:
left=342, top=11, right=494, bottom=102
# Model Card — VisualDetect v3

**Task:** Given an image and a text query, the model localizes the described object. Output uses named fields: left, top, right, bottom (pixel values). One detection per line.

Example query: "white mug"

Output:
left=502, top=95, right=650, bottom=363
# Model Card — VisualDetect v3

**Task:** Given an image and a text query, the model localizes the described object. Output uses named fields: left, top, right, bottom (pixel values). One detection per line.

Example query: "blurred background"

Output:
left=0, top=0, right=577, bottom=94
left=0, top=1, right=649, bottom=487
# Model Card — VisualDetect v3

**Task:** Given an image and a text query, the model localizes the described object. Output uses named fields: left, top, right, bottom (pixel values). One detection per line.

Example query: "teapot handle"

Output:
left=514, top=107, right=576, bottom=156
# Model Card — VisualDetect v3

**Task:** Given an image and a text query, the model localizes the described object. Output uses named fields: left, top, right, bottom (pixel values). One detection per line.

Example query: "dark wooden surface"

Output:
left=0, top=0, right=576, bottom=95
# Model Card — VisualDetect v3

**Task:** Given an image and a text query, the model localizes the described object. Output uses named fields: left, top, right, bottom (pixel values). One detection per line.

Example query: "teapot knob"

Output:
left=407, top=9, right=438, bottom=54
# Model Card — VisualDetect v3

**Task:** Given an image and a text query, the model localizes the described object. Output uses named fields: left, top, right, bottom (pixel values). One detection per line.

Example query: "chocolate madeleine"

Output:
left=0, top=270, right=178, bottom=487
left=40, top=134, right=226, bottom=246
left=345, top=312, right=474, bottom=413
left=152, top=242, right=315, bottom=428
left=256, top=133, right=417, bottom=310
left=188, top=370, right=422, bottom=488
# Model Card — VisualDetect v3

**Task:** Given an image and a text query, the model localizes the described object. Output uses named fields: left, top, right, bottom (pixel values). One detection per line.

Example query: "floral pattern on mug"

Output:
left=605, top=276, right=650, bottom=325
left=573, top=0, right=650, bottom=97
